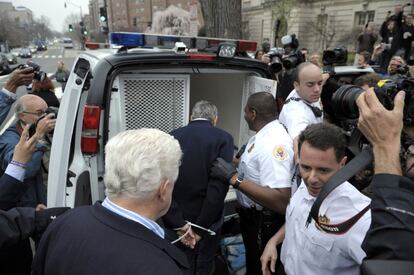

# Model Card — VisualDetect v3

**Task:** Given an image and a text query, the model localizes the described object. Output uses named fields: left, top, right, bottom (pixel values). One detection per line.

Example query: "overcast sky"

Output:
left=10, top=0, right=90, bottom=32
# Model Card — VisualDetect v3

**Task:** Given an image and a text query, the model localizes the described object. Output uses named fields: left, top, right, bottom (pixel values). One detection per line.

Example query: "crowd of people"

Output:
left=1, top=5, right=414, bottom=274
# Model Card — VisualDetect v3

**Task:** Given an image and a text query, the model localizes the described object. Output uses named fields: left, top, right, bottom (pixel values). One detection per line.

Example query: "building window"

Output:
left=133, top=17, right=137, bottom=26
left=140, top=7, right=144, bottom=12
left=355, top=11, right=375, bottom=26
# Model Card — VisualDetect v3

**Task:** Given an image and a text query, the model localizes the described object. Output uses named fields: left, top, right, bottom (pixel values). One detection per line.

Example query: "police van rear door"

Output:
left=47, top=56, right=93, bottom=207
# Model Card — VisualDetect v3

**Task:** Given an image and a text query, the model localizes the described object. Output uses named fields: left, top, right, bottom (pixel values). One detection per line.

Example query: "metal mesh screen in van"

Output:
left=121, top=76, right=189, bottom=133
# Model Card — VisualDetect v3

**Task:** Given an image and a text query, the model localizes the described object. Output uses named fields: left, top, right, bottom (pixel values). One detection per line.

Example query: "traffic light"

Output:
left=99, top=7, right=107, bottom=22
left=79, top=21, right=84, bottom=27
left=68, top=24, right=73, bottom=32
left=83, top=29, right=88, bottom=35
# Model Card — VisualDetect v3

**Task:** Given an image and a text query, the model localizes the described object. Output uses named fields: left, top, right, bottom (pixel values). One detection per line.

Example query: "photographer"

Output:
left=276, top=34, right=305, bottom=102
left=0, top=95, right=55, bottom=209
left=356, top=88, right=414, bottom=262
left=0, top=67, right=34, bottom=124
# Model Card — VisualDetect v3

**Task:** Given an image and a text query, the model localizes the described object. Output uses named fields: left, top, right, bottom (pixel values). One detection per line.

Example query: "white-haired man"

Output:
left=32, top=129, right=190, bottom=275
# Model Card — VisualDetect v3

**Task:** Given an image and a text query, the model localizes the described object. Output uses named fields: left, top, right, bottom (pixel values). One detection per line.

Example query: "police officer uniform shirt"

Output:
left=280, top=181, right=371, bottom=275
left=279, top=89, right=323, bottom=139
left=236, top=120, right=294, bottom=208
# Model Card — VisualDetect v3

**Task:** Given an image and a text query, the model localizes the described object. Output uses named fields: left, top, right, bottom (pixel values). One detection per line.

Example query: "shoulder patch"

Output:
left=273, top=145, right=289, bottom=161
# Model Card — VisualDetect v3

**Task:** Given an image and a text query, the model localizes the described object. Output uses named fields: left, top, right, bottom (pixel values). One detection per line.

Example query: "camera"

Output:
left=18, top=61, right=46, bottom=82
left=267, top=47, right=305, bottom=73
left=268, top=48, right=284, bottom=73
left=282, top=49, right=305, bottom=70
left=323, top=47, right=348, bottom=66
left=332, top=76, right=414, bottom=125
left=28, top=107, right=59, bottom=138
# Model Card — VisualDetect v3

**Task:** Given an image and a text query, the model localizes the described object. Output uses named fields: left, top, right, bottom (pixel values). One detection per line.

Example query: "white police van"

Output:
left=47, top=32, right=277, bottom=207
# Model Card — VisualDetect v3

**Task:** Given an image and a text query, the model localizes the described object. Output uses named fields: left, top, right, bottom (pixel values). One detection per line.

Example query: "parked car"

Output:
left=10, top=48, right=21, bottom=57
left=29, top=45, right=37, bottom=54
left=0, top=54, right=11, bottom=75
left=19, top=48, right=32, bottom=58
left=36, top=42, right=47, bottom=51
left=5, top=53, right=17, bottom=64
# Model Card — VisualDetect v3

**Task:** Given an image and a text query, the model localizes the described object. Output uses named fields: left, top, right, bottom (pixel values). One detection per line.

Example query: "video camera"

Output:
left=323, top=47, right=348, bottom=66
left=17, top=61, right=46, bottom=82
left=28, top=107, right=59, bottom=138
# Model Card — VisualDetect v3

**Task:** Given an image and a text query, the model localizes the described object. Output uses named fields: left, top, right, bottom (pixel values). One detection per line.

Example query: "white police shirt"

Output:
left=279, top=89, right=323, bottom=139
left=281, top=181, right=371, bottom=275
left=236, top=120, right=294, bottom=208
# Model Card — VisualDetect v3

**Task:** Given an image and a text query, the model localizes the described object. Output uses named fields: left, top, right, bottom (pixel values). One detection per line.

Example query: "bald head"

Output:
left=293, top=62, right=323, bottom=103
left=16, top=95, right=48, bottom=125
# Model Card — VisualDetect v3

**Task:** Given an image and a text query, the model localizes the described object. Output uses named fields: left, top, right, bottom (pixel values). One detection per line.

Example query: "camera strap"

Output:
left=305, top=146, right=373, bottom=234
left=284, top=97, right=323, bottom=118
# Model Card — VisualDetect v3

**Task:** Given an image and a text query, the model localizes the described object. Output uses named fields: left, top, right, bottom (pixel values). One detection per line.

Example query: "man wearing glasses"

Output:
left=0, top=94, right=55, bottom=209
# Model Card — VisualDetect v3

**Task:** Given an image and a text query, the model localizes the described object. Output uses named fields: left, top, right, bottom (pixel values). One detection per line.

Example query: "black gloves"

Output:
left=211, top=157, right=237, bottom=183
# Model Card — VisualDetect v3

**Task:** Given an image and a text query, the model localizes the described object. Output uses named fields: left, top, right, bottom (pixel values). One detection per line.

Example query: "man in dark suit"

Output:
left=32, top=129, right=190, bottom=275
left=163, top=100, right=234, bottom=275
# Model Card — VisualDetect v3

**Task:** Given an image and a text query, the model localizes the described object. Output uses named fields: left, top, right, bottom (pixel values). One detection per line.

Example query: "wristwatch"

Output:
left=233, top=173, right=244, bottom=189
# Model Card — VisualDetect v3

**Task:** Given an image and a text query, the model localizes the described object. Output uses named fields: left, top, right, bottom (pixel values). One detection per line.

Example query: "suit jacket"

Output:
left=32, top=202, right=190, bottom=275
left=0, top=173, right=26, bottom=210
left=163, top=120, right=234, bottom=234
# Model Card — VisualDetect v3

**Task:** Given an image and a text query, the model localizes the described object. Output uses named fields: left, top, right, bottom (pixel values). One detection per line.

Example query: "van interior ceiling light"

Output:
left=217, top=43, right=236, bottom=58
left=173, top=42, right=188, bottom=54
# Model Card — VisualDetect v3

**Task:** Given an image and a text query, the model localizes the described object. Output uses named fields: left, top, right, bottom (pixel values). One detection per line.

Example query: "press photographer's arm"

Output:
left=356, top=89, right=414, bottom=261
left=356, top=88, right=403, bottom=175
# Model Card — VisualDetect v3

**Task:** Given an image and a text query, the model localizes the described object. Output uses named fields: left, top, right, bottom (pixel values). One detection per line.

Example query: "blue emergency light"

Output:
left=109, top=32, right=145, bottom=47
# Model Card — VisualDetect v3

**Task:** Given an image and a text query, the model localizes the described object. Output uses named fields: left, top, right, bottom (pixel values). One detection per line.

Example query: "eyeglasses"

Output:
left=21, top=110, right=47, bottom=116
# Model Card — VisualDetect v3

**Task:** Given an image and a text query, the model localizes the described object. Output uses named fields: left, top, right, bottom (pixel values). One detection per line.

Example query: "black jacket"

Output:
left=0, top=173, right=26, bottom=210
left=362, top=174, right=414, bottom=261
left=32, top=202, right=189, bottom=275
left=162, top=120, right=233, bottom=235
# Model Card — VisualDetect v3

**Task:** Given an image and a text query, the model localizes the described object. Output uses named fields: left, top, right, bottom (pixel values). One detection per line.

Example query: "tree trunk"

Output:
left=198, top=0, right=241, bottom=39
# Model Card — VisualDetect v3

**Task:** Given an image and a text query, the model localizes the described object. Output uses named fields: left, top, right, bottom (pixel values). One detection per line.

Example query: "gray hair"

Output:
left=191, top=100, right=218, bottom=121
left=104, top=128, right=182, bottom=199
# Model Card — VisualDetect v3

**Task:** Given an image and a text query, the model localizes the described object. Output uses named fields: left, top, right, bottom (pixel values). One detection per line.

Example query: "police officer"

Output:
left=211, top=92, right=294, bottom=275
left=261, top=123, right=371, bottom=275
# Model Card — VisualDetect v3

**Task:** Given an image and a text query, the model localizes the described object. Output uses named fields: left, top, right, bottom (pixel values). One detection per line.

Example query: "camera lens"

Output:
left=270, top=55, right=283, bottom=73
left=282, top=56, right=298, bottom=70
left=331, top=85, right=364, bottom=119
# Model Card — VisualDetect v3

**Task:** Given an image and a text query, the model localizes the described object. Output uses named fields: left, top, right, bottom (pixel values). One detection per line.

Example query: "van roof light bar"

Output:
left=108, top=32, right=257, bottom=54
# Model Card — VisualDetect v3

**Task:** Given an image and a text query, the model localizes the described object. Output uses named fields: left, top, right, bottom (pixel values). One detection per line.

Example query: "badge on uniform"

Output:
left=273, top=145, right=288, bottom=161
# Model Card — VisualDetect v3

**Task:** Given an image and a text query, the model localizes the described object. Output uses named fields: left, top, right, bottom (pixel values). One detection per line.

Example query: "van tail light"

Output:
left=81, top=105, right=101, bottom=154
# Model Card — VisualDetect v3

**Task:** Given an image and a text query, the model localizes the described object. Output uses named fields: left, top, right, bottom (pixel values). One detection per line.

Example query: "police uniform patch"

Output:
left=273, top=145, right=288, bottom=160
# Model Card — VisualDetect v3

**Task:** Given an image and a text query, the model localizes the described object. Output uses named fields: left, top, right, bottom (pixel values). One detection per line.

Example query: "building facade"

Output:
left=0, top=2, right=33, bottom=27
left=242, top=0, right=410, bottom=53
left=88, top=0, right=202, bottom=39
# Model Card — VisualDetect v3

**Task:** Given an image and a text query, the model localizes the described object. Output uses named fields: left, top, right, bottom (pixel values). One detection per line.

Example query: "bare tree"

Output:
left=308, top=14, right=338, bottom=50
left=150, top=5, right=190, bottom=35
left=198, top=0, right=241, bottom=39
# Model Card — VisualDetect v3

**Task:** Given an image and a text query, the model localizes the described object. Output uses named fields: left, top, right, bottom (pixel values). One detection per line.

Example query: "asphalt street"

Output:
left=0, top=44, right=80, bottom=100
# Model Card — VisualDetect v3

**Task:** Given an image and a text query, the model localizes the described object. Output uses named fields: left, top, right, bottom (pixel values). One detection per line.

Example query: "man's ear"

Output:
left=158, top=178, right=171, bottom=201
left=212, top=116, right=218, bottom=126
left=339, top=156, right=347, bottom=168
left=293, top=81, right=299, bottom=90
